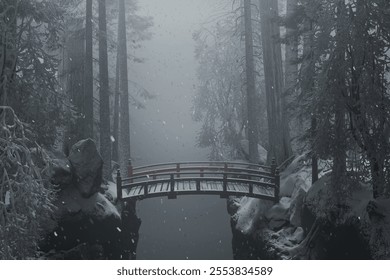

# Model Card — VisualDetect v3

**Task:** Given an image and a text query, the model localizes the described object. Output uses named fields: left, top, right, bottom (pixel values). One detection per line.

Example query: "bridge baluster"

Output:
left=169, top=174, right=176, bottom=199
left=223, top=173, right=227, bottom=192
left=249, top=183, right=253, bottom=194
left=176, top=163, right=180, bottom=178
left=170, top=174, right=175, bottom=192
left=144, top=183, right=148, bottom=195
left=116, top=169, right=122, bottom=201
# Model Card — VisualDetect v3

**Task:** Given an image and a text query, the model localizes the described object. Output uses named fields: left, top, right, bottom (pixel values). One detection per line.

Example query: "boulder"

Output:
left=68, top=139, right=103, bottom=198
left=50, top=158, right=73, bottom=187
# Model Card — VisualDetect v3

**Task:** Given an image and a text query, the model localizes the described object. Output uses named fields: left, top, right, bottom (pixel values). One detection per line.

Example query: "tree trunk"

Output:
left=0, top=0, right=17, bottom=107
left=118, top=0, right=131, bottom=174
left=62, top=19, right=85, bottom=154
left=84, top=0, right=94, bottom=139
left=112, top=1, right=121, bottom=163
left=98, top=0, right=111, bottom=180
left=284, top=0, right=298, bottom=153
left=301, top=17, right=318, bottom=184
left=331, top=1, right=347, bottom=193
left=311, top=116, right=318, bottom=183
left=370, top=155, right=385, bottom=199
left=259, top=0, right=291, bottom=164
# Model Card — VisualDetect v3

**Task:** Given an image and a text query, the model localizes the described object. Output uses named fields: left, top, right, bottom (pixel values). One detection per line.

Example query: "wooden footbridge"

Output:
left=116, top=160, right=281, bottom=203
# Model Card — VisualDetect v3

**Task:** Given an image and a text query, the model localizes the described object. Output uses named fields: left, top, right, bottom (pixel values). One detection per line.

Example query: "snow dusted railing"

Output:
left=116, top=160, right=280, bottom=203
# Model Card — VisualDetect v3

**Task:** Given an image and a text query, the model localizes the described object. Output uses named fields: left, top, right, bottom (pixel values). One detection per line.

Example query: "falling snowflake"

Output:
left=110, top=136, right=115, bottom=142
left=116, top=227, right=122, bottom=232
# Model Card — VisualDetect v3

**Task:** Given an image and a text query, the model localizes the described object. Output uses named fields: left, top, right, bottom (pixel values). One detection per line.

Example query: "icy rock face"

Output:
left=68, top=138, right=103, bottom=198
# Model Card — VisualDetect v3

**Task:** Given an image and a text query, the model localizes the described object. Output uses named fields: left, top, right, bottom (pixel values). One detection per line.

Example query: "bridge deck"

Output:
left=122, top=180, right=275, bottom=200
left=116, top=161, right=281, bottom=202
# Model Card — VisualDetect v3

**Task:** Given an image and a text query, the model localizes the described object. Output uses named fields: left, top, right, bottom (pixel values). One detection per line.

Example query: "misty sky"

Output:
left=128, top=0, right=234, bottom=259
left=130, top=0, right=219, bottom=165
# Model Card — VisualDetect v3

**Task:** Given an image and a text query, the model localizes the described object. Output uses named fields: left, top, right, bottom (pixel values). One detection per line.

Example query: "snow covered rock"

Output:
left=40, top=186, right=123, bottom=259
left=68, top=139, right=103, bottom=198
left=288, top=186, right=306, bottom=227
left=231, top=197, right=273, bottom=235
left=280, top=155, right=312, bottom=197
left=265, top=197, right=291, bottom=231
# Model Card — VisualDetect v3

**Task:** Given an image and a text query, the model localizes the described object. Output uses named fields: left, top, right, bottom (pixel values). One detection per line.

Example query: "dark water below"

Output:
left=136, top=195, right=233, bottom=259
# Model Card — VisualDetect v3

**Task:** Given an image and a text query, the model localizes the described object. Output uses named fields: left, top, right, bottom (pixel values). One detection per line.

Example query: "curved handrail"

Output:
left=123, top=170, right=274, bottom=182
left=277, top=155, right=295, bottom=172
left=132, top=161, right=271, bottom=171
left=128, top=166, right=273, bottom=180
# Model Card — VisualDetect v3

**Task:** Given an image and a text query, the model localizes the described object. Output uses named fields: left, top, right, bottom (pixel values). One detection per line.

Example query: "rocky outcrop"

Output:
left=298, top=175, right=374, bottom=259
left=40, top=139, right=141, bottom=260
left=68, top=139, right=103, bottom=198
left=40, top=187, right=123, bottom=259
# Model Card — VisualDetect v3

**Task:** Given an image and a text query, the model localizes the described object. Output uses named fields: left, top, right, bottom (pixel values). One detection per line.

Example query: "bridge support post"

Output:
left=144, top=183, right=148, bottom=196
left=116, top=169, right=122, bottom=201
left=168, top=174, right=176, bottom=199
left=274, top=167, right=280, bottom=203
left=249, top=183, right=253, bottom=195
left=176, top=163, right=180, bottom=178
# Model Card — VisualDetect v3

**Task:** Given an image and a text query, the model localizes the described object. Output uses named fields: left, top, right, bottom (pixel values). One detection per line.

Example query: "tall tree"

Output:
left=84, top=0, right=94, bottom=139
left=259, top=0, right=292, bottom=164
left=98, top=0, right=111, bottom=179
left=118, top=0, right=131, bottom=174
left=284, top=0, right=299, bottom=149
left=244, top=0, right=259, bottom=163
left=112, top=12, right=120, bottom=163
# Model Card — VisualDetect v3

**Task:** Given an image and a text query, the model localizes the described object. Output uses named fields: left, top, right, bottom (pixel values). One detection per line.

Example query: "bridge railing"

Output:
left=116, top=160, right=280, bottom=202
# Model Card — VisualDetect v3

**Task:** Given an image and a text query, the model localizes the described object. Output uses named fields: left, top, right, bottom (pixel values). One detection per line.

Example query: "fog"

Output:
left=129, top=0, right=233, bottom=259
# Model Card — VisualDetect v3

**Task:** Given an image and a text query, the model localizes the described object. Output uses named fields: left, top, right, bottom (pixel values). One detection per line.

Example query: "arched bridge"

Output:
left=116, top=160, right=281, bottom=203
